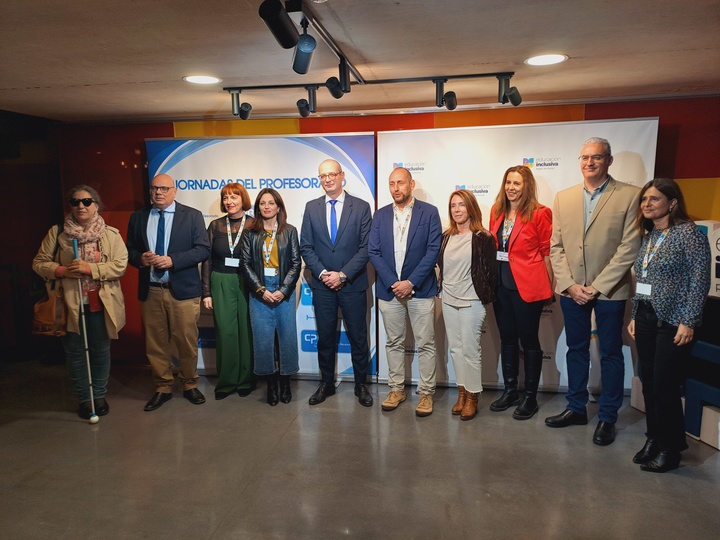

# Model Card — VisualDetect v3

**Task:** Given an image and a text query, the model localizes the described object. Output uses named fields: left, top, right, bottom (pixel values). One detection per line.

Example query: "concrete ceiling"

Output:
left=1, top=0, right=719, bottom=123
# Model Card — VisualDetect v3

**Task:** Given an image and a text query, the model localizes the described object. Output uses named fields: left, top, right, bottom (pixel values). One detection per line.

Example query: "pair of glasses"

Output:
left=150, top=185, right=174, bottom=193
left=69, top=198, right=95, bottom=207
left=578, top=154, right=609, bottom=163
left=319, top=172, right=341, bottom=181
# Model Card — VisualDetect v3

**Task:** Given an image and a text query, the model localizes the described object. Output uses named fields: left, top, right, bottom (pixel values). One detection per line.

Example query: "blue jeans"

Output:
left=560, top=295, right=626, bottom=423
left=61, top=309, right=110, bottom=403
left=248, top=275, right=299, bottom=376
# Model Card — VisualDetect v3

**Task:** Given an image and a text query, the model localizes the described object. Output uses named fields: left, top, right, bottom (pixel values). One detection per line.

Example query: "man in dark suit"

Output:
left=127, top=173, right=211, bottom=411
left=368, top=167, right=442, bottom=417
left=300, top=159, right=374, bottom=407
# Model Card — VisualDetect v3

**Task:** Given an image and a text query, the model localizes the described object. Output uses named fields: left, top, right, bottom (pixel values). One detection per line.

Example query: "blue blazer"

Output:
left=300, top=192, right=372, bottom=293
left=127, top=201, right=211, bottom=301
left=368, top=199, right=442, bottom=300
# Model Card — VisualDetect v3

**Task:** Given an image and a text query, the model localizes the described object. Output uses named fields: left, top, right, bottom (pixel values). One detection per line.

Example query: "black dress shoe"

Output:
left=641, top=449, right=681, bottom=473
left=354, top=384, right=373, bottom=407
left=94, top=398, right=110, bottom=416
left=78, top=401, right=93, bottom=419
left=215, top=391, right=234, bottom=400
left=633, top=438, right=660, bottom=464
left=309, top=382, right=336, bottom=405
left=183, top=388, right=206, bottom=405
left=545, top=409, right=588, bottom=428
left=144, top=392, right=172, bottom=411
left=593, top=421, right=616, bottom=445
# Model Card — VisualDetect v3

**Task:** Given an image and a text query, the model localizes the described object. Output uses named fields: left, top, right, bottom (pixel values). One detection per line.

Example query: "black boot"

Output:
left=513, top=350, right=543, bottom=420
left=266, top=373, right=279, bottom=406
left=279, top=375, right=292, bottom=404
left=490, top=344, right=521, bottom=411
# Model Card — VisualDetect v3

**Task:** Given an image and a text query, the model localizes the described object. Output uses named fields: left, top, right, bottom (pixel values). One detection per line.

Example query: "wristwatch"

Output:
left=339, top=272, right=347, bottom=284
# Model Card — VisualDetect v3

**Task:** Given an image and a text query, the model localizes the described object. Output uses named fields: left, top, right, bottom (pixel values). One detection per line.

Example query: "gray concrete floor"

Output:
left=1, top=360, right=719, bottom=540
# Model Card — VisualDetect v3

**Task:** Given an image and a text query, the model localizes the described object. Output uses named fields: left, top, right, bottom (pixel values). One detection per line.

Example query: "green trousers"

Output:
left=210, top=272, right=254, bottom=393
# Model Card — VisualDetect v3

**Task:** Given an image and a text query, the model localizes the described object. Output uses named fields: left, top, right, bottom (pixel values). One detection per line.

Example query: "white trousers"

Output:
left=441, top=299, right=485, bottom=393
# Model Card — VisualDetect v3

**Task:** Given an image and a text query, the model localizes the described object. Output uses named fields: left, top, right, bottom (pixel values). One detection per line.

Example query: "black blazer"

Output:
left=127, top=202, right=211, bottom=301
left=300, top=192, right=372, bottom=293
left=240, top=225, right=301, bottom=301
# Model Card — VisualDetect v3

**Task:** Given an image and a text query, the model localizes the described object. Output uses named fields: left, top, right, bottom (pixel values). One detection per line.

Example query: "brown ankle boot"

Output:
left=452, top=386, right=466, bottom=415
left=461, top=392, right=479, bottom=421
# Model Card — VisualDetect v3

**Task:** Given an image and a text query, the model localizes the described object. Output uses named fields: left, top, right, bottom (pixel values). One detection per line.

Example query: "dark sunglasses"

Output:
left=69, top=198, right=95, bottom=207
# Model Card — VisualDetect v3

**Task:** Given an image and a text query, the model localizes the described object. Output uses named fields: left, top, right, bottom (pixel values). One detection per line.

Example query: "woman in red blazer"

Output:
left=489, top=165, right=553, bottom=420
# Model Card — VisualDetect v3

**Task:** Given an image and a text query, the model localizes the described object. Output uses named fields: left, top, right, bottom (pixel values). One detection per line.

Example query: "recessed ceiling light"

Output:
left=525, top=54, right=568, bottom=66
left=183, top=75, right=221, bottom=84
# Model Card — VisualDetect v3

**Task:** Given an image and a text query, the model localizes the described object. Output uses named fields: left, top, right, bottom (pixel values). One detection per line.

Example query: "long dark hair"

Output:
left=636, top=178, right=691, bottom=233
left=249, top=188, right=289, bottom=233
left=491, top=165, right=540, bottom=223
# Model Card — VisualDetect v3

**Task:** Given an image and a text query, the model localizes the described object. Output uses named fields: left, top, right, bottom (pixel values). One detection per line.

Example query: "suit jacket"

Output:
left=127, top=201, right=211, bottom=301
left=550, top=176, right=641, bottom=301
left=368, top=198, right=442, bottom=300
left=300, top=192, right=372, bottom=293
left=490, top=204, right=553, bottom=303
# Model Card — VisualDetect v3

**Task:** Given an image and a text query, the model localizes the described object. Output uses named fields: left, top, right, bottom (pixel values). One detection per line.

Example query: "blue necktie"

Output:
left=155, top=209, right=165, bottom=277
left=329, top=200, right=338, bottom=244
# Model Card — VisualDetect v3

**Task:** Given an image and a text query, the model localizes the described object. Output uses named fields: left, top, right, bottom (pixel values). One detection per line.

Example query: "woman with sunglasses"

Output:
left=33, top=185, right=128, bottom=419
left=240, top=188, right=301, bottom=405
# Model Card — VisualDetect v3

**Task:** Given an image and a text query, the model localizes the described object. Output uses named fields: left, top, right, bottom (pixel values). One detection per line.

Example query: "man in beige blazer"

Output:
left=545, top=137, right=641, bottom=446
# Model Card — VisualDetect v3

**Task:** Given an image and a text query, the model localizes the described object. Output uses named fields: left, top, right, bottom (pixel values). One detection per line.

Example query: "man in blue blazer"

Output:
left=368, top=167, right=442, bottom=416
left=300, top=159, right=374, bottom=407
left=127, top=174, right=211, bottom=411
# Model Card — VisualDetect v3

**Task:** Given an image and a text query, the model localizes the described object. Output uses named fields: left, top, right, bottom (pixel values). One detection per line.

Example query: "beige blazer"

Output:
left=33, top=225, right=128, bottom=338
left=550, top=176, right=641, bottom=301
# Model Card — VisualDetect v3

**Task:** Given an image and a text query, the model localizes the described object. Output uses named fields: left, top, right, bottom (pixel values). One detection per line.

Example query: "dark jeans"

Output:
left=61, top=309, right=110, bottom=403
left=635, top=301, right=690, bottom=452
left=560, top=296, right=626, bottom=423
left=493, top=284, right=544, bottom=352
left=312, top=288, right=370, bottom=384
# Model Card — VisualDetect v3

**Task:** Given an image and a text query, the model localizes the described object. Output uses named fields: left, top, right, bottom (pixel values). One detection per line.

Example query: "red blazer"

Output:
left=490, top=204, right=553, bottom=303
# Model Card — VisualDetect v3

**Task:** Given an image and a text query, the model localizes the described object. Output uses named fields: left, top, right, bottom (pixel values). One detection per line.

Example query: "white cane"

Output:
left=73, top=239, right=98, bottom=424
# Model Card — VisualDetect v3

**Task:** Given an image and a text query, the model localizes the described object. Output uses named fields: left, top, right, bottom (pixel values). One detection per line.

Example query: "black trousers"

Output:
left=635, top=301, right=690, bottom=452
left=493, top=284, right=544, bottom=352
left=312, top=288, right=370, bottom=385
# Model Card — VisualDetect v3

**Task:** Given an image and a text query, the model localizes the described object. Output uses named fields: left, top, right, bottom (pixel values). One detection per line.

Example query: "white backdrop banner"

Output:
left=146, top=134, right=377, bottom=377
left=376, top=118, right=659, bottom=391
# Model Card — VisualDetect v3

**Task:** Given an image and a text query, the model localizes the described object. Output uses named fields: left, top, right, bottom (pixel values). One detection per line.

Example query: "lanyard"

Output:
left=226, top=215, right=246, bottom=258
left=641, top=229, right=668, bottom=278
left=393, top=204, right=413, bottom=243
left=262, top=222, right=278, bottom=267
left=502, top=218, right=515, bottom=251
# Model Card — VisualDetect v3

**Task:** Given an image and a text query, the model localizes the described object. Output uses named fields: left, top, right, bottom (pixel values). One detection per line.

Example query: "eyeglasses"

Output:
left=69, top=198, right=95, bottom=207
left=578, top=154, right=609, bottom=163
left=318, top=172, right=341, bottom=181
left=150, top=185, right=174, bottom=193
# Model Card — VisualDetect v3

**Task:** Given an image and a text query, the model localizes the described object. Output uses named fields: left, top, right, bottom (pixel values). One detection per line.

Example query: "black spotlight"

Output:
left=326, top=76, right=344, bottom=99
left=434, top=79, right=457, bottom=111
left=338, top=57, right=351, bottom=94
left=497, top=75, right=522, bottom=106
left=259, top=0, right=299, bottom=49
left=292, top=18, right=316, bottom=74
left=297, top=99, right=310, bottom=118
left=239, top=102, right=252, bottom=120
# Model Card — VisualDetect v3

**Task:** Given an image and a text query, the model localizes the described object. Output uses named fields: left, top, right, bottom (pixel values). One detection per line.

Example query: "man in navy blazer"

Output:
left=127, top=174, right=211, bottom=411
left=368, top=167, right=442, bottom=416
left=300, top=159, right=374, bottom=407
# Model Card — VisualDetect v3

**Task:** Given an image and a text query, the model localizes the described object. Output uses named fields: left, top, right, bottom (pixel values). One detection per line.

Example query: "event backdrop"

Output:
left=146, top=134, right=376, bottom=378
left=377, top=118, right=659, bottom=392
